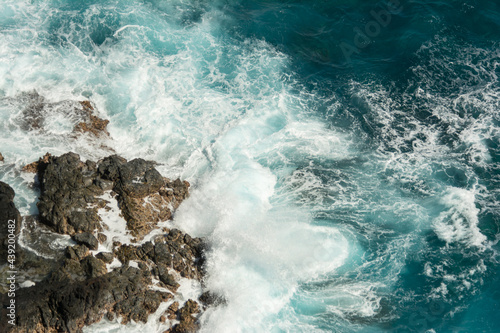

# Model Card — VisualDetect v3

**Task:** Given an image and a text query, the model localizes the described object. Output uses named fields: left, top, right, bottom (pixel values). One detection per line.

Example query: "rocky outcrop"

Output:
left=73, top=101, right=110, bottom=137
left=1, top=264, right=172, bottom=333
left=17, top=91, right=109, bottom=138
left=113, top=228, right=204, bottom=281
left=0, top=152, right=4, bottom=162
left=97, top=155, right=190, bottom=238
left=0, top=224, right=204, bottom=333
left=35, top=152, right=104, bottom=235
left=166, top=299, right=201, bottom=333
left=0, top=152, right=209, bottom=332
left=26, top=152, right=190, bottom=240
left=0, top=149, right=213, bottom=333
left=72, top=232, right=99, bottom=251
left=21, top=152, right=51, bottom=173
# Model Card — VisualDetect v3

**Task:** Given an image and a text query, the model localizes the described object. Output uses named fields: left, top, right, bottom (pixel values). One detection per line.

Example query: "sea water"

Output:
left=0, top=0, right=499, bottom=332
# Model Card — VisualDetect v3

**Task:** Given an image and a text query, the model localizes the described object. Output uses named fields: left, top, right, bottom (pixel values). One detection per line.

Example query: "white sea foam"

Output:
left=432, top=187, right=486, bottom=248
left=95, top=191, right=133, bottom=252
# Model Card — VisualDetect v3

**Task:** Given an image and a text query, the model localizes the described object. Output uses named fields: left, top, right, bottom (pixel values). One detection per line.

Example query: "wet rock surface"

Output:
left=73, top=232, right=99, bottom=251
left=21, top=152, right=51, bottom=173
left=165, top=299, right=201, bottom=333
left=73, top=101, right=110, bottom=137
left=1, top=228, right=204, bottom=333
left=15, top=91, right=110, bottom=138
left=113, top=229, right=204, bottom=280
left=97, top=155, right=190, bottom=239
left=0, top=153, right=210, bottom=332
left=28, top=152, right=190, bottom=240
left=35, top=152, right=104, bottom=235
left=1, top=265, right=170, bottom=333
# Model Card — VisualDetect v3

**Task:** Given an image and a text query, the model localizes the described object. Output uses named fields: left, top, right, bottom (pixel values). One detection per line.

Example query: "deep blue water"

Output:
left=0, top=0, right=499, bottom=332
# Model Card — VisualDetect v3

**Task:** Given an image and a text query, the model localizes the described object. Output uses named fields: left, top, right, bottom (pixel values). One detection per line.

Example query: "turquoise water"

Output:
left=0, top=0, right=499, bottom=332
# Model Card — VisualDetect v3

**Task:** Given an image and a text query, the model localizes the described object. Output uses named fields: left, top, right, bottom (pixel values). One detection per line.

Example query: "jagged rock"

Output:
left=111, top=158, right=164, bottom=198
left=95, top=179, right=114, bottom=191
left=114, top=290, right=172, bottom=325
left=97, top=156, right=183, bottom=239
left=95, top=252, right=114, bottom=264
left=16, top=92, right=110, bottom=138
left=199, top=291, right=227, bottom=307
left=0, top=266, right=169, bottom=333
left=167, top=301, right=179, bottom=320
left=165, top=179, right=191, bottom=210
left=73, top=101, right=110, bottom=137
left=50, top=258, right=87, bottom=283
left=36, top=153, right=103, bottom=235
left=157, top=264, right=180, bottom=292
left=66, top=245, right=90, bottom=261
left=0, top=152, right=3, bottom=162
left=22, top=152, right=51, bottom=173
left=81, top=256, right=108, bottom=278
left=73, top=232, right=99, bottom=251
left=137, top=241, right=155, bottom=259
left=154, top=241, right=172, bottom=266
left=5, top=153, right=207, bottom=332
left=26, top=152, right=190, bottom=240
left=118, top=193, right=172, bottom=238
left=114, top=245, right=139, bottom=265
left=97, top=155, right=127, bottom=181
left=113, top=228, right=203, bottom=281
left=167, top=300, right=200, bottom=333
left=0, top=181, right=22, bottom=266
left=97, top=232, right=107, bottom=243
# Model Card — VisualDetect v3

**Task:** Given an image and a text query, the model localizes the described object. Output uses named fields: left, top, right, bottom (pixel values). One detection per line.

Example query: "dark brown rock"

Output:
left=167, top=301, right=179, bottom=320
left=113, top=158, right=164, bottom=198
left=73, top=101, right=110, bottom=137
left=167, top=300, right=200, bottom=333
left=80, top=256, right=107, bottom=278
left=73, top=232, right=99, bottom=251
left=95, top=155, right=190, bottom=239
left=157, top=264, right=180, bottom=292
left=114, top=245, right=138, bottom=265
left=22, top=152, right=51, bottom=173
left=199, top=291, right=227, bottom=307
left=97, top=232, right=107, bottom=243
left=3, top=153, right=207, bottom=332
left=66, top=245, right=90, bottom=261
left=95, top=252, right=114, bottom=264
left=114, top=289, right=172, bottom=325
left=36, top=152, right=103, bottom=235
left=97, top=155, right=127, bottom=181
left=26, top=152, right=190, bottom=240
left=0, top=266, right=165, bottom=333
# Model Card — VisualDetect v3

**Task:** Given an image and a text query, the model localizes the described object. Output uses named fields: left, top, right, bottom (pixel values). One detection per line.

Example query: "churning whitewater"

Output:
left=1, top=0, right=499, bottom=332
